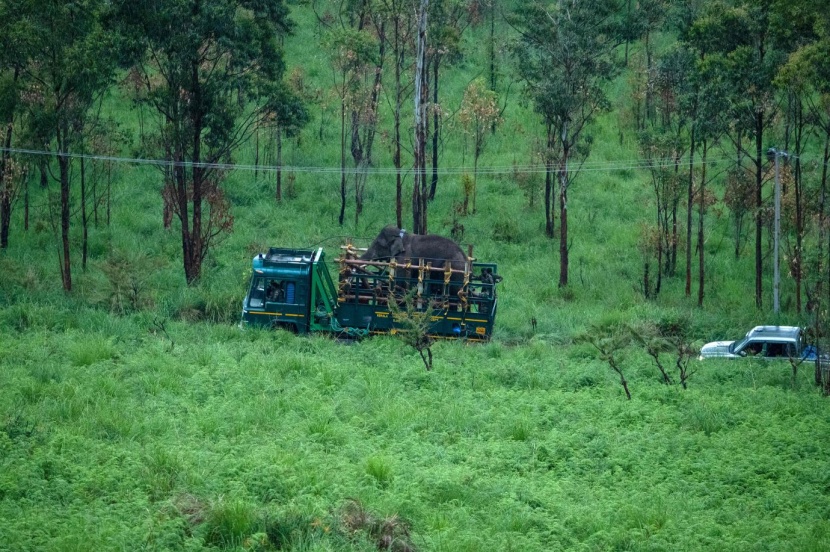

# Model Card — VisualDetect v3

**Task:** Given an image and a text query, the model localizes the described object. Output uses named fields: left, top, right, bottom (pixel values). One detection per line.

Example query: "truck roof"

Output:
left=264, top=247, right=315, bottom=265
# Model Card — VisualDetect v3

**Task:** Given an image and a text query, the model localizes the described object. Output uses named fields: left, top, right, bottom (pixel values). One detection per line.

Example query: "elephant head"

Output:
left=360, top=225, right=407, bottom=261
left=362, top=226, right=466, bottom=268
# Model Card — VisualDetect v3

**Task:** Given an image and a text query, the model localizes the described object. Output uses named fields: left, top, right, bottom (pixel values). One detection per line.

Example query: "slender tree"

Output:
left=797, top=41, right=830, bottom=314
left=513, top=0, right=620, bottom=287
left=116, top=0, right=295, bottom=284
left=326, top=28, right=378, bottom=226
left=687, top=1, right=785, bottom=308
left=427, top=0, right=468, bottom=201
left=268, top=78, right=309, bottom=203
left=0, top=63, right=21, bottom=250
left=458, top=78, right=500, bottom=215
left=378, top=0, right=416, bottom=228
left=16, top=0, right=120, bottom=291
left=772, top=0, right=824, bottom=314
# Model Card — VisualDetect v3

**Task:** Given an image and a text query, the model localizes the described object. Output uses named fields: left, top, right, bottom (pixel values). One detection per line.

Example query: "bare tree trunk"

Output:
left=187, top=59, right=205, bottom=285
left=39, top=156, right=48, bottom=189
left=0, top=108, right=14, bottom=249
left=821, top=134, right=830, bottom=314
left=412, top=0, right=429, bottom=234
left=254, top=127, right=260, bottom=181
left=669, top=153, right=680, bottom=275
left=24, top=167, right=29, bottom=231
left=792, top=98, right=805, bottom=314
left=92, top=157, right=99, bottom=227
left=624, top=0, right=631, bottom=65
left=545, top=123, right=554, bottom=238
left=472, top=150, right=479, bottom=215
left=106, top=162, right=111, bottom=227
left=755, top=111, right=764, bottom=309
left=352, top=23, right=384, bottom=227
left=698, top=140, right=707, bottom=307
left=275, top=125, right=283, bottom=202
left=489, top=1, right=495, bottom=94
left=339, top=100, right=346, bottom=226
left=559, top=126, right=570, bottom=287
left=163, top=136, right=173, bottom=229
left=686, top=125, right=696, bottom=297
left=0, top=67, right=18, bottom=249
left=429, top=54, right=440, bottom=200
left=393, top=14, right=403, bottom=229
left=81, top=152, right=88, bottom=271
left=57, top=146, right=72, bottom=292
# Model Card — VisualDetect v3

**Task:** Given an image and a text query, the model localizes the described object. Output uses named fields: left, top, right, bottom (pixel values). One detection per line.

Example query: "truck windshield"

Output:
left=248, top=278, right=266, bottom=308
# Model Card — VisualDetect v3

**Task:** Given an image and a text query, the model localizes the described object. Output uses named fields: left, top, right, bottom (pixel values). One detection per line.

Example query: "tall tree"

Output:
left=378, top=0, right=416, bottom=228
left=116, top=0, right=295, bottom=284
left=513, top=0, right=620, bottom=287
left=0, top=1, right=25, bottom=250
left=427, top=0, right=468, bottom=201
left=777, top=0, right=830, bottom=315
left=687, top=0, right=785, bottom=309
left=16, top=0, right=120, bottom=291
left=268, top=76, right=309, bottom=204
left=458, top=77, right=500, bottom=214
left=771, top=0, right=823, bottom=314
left=326, top=28, right=378, bottom=227
left=351, top=2, right=387, bottom=227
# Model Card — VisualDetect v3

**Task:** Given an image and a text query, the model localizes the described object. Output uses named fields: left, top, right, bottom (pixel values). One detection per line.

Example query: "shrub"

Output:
left=366, top=456, right=394, bottom=489
left=264, top=512, right=316, bottom=550
left=337, top=499, right=416, bottom=552
left=204, top=498, right=257, bottom=547
left=68, top=336, right=118, bottom=367
left=492, top=217, right=520, bottom=243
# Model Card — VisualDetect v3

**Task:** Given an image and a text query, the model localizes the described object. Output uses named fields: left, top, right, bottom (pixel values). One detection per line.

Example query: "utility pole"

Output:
left=767, top=148, right=789, bottom=316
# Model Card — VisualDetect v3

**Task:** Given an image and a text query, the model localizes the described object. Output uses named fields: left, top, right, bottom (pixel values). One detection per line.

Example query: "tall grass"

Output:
left=2, top=317, right=830, bottom=550
left=1, top=4, right=828, bottom=551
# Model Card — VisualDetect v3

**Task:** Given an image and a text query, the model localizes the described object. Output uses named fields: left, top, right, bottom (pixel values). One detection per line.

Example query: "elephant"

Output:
left=360, top=225, right=468, bottom=297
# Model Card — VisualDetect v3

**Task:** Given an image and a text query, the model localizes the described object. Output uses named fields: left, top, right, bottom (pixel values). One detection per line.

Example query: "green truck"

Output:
left=240, top=246, right=500, bottom=341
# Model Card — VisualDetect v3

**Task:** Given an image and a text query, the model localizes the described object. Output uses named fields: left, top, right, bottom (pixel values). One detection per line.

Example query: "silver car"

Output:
left=699, top=325, right=817, bottom=361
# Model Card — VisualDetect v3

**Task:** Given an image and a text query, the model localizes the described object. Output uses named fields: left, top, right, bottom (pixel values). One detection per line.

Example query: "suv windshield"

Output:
left=729, top=337, right=748, bottom=354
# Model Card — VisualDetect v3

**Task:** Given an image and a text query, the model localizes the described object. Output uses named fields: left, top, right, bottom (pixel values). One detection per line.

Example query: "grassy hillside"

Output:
left=1, top=3, right=829, bottom=551
left=2, top=316, right=829, bottom=551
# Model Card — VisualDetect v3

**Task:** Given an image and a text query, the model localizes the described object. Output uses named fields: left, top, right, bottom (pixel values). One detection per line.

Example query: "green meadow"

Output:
left=2, top=2, right=830, bottom=551
left=2, top=316, right=829, bottom=551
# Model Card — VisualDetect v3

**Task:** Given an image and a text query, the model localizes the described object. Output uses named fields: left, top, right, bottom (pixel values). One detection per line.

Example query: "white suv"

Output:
left=698, top=325, right=817, bottom=360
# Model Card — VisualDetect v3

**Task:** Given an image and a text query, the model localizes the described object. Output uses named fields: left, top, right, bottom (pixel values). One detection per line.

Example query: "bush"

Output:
left=492, top=218, right=520, bottom=243
left=204, top=498, right=257, bottom=547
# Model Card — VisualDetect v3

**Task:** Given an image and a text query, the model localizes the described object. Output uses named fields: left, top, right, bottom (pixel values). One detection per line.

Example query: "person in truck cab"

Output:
left=267, top=280, right=284, bottom=303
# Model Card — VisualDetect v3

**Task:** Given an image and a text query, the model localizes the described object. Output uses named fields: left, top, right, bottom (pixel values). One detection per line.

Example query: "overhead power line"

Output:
left=0, top=145, right=814, bottom=178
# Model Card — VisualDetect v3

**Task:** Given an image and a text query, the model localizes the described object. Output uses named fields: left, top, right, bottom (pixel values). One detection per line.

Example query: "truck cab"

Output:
left=241, top=248, right=338, bottom=334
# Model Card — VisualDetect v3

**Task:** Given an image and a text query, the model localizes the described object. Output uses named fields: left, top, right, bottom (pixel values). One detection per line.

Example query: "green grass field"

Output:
left=2, top=3, right=830, bottom=551
left=2, top=316, right=829, bottom=551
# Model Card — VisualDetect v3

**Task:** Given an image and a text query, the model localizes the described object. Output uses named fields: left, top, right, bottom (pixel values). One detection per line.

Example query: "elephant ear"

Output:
left=390, top=236, right=405, bottom=257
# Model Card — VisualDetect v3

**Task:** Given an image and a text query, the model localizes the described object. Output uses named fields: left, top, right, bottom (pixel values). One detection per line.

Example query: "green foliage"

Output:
left=365, top=456, right=393, bottom=489
left=1, top=315, right=830, bottom=550
left=204, top=497, right=257, bottom=547
left=3, top=2, right=830, bottom=550
left=264, top=512, right=318, bottom=550
left=67, top=335, right=118, bottom=367
left=492, top=217, right=520, bottom=243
